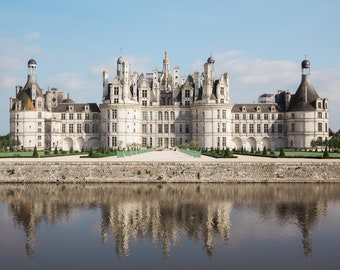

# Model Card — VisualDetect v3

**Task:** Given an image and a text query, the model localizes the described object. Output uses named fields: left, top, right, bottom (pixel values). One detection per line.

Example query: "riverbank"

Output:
left=0, top=150, right=339, bottom=183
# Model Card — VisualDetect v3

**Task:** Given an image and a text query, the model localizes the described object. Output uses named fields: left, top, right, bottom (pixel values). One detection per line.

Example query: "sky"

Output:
left=1, top=0, right=340, bottom=135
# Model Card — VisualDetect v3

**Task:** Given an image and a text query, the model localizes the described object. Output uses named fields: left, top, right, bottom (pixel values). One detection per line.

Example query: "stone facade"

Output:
left=9, top=54, right=328, bottom=151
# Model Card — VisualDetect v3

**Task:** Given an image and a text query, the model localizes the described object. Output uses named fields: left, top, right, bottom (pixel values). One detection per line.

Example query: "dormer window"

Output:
left=242, top=106, right=246, bottom=112
left=257, top=106, right=261, bottom=112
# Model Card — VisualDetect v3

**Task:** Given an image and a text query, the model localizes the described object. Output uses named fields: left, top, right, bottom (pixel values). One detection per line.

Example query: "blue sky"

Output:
left=1, top=0, right=340, bottom=135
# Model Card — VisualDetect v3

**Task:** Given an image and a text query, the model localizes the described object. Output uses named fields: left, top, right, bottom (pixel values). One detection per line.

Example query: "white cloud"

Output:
left=24, top=32, right=40, bottom=40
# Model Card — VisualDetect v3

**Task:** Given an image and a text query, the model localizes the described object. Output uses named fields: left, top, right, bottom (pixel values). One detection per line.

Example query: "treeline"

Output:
left=311, top=132, right=340, bottom=151
left=0, top=134, right=20, bottom=151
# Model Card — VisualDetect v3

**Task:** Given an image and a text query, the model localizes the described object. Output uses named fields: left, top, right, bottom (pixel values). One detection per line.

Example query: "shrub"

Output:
left=323, top=146, right=330, bottom=158
left=69, top=146, right=74, bottom=153
left=88, top=147, right=94, bottom=157
left=54, top=146, right=58, bottom=155
left=279, top=148, right=286, bottom=158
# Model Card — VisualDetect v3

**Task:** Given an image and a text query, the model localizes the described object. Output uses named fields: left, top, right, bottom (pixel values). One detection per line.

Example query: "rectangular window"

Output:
left=170, top=138, right=175, bottom=147
left=150, top=124, right=153, bottom=133
left=85, top=113, right=90, bottom=120
left=235, top=114, right=239, bottom=120
left=271, top=124, right=275, bottom=133
left=217, top=137, right=220, bottom=147
left=235, top=124, right=239, bottom=133
left=264, top=114, right=268, bottom=120
left=278, top=114, right=283, bottom=120
left=249, top=114, right=254, bottom=120
left=291, top=123, right=295, bottom=132
left=222, top=123, right=226, bottom=133
left=318, top=123, right=322, bottom=132
left=318, top=112, right=322, bottom=118
left=158, top=111, right=163, bottom=120
left=185, top=89, right=190, bottom=98
left=38, top=112, right=42, bottom=119
left=93, top=113, right=98, bottom=120
left=249, top=124, right=254, bottom=133
left=114, top=87, right=119, bottom=95
left=170, top=124, right=175, bottom=133
left=217, top=123, right=220, bottom=133
left=85, top=124, right=90, bottom=133
left=278, top=124, right=283, bottom=133
left=142, top=137, right=147, bottom=146
left=112, top=122, right=117, bottom=133
left=220, top=87, right=224, bottom=96
left=77, top=124, right=82, bottom=133
left=142, top=124, right=147, bottom=133
left=112, top=137, right=117, bottom=147
left=222, top=137, right=226, bottom=147
left=69, top=124, right=74, bottom=133
left=158, top=138, right=163, bottom=147
left=149, top=111, right=153, bottom=120
left=242, top=114, right=246, bottom=120
left=179, top=124, right=183, bottom=133
left=164, top=111, right=169, bottom=120
left=77, top=113, right=82, bottom=120
left=142, top=111, right=147, bottom=120
left=158, top=124, right=163, bottom=133
left=69, top=114, right=73, bottom=120
left=257, top=124, right=261, bottom=133
left=142, top=89, right=147, bottom=98
left=217, top=110, right=220, bottom=119
left=222, top=110, right=226, bottom=119
left=257, top=114, right=261, bottom=120
left=185, top=124, right=189, bottom=133
left=112, top=109, right=117, bottom=119
left=264, top=124, right=269, bottom=133
left=93, top=124, right=98, bottom=133
left=114, top=98, right=119, bottom=104
left=149, top=137, right=153, bottom=147
left=164, top=124, right=169, bottom=133
left=62, top=124, right=66, bottom=133
left=242, top=124, right=246, bottom=133
left=142, top=100, right=147, bottom=106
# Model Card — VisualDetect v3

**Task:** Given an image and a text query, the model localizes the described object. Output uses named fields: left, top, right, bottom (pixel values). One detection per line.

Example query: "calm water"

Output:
left=1, top=183, right=340, bottom=270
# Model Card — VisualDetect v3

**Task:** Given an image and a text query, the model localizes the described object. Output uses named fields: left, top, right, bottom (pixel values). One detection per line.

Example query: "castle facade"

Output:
left=9, top=52, right=329, bottom=151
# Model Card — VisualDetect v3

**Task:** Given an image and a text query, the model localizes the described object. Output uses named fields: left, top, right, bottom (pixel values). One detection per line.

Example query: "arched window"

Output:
left=158, top=111, right=163, bottom=120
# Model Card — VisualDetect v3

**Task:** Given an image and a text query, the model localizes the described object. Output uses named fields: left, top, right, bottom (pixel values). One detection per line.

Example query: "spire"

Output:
left=163, top=50, right=170, bottom=74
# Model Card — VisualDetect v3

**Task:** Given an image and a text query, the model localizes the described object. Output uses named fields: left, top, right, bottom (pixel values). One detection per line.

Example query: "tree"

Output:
left=262, top=146, right=268, bottom=156
left=32, top=146, right=39, bottom=158
left=323, top=145, right=330, bottom=158
left=88, top=147, right=94, bottom=157
left=54, top=146, right=58, bottom=155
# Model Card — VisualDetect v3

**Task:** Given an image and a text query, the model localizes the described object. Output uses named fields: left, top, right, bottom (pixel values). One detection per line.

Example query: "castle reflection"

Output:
left=1, top=183, right=339, bottom=258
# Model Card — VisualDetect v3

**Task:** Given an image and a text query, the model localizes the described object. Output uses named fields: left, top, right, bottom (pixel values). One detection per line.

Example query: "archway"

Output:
left=245, top=137, right=256, bottom=151
left=86, top=137, right=100, bottom=150
left=63, top=137, right=73, bottom=151
left=231, top=137, right=242, bottom=150
left=261, top=137, right=271, bottom=151
left=76, top=137, right=85, bottom=151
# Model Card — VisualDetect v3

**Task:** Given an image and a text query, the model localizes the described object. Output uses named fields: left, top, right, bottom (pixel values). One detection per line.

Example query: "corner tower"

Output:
left=285, top=59, right=329, bottom=149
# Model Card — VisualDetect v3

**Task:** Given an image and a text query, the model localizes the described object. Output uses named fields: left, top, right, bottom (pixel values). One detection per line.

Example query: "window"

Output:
left=149, top=111, right=153, bottom=120
left=291, top=113, right=295, bottom=119
left=150, top=124, right=153, bottom=133
left=38, top=112, right=42, bottom=119
left=69, top=124, right=74, bottom=133
left=69, top=113, right=73, bottom=120
left=158, top=124, right=163, bottom=133
left=217, top=123, right=220, bottom=132
left=249, top=114, right=254, bottom=120
left=170, top=124, right=175, bottom=133
left=85, top=113, right=90, bottom=120
left=38, top=135, right=42, bottom=140
left=220, top=87, right=224, bottom=96
left=242, top=124, right=246, bottom=133
left=114, top=87, right=119, bottom=95
left=272, top=114, right=275, bottom=120
left=257, top=114, right=261, bottom=120
left=318, top=112, right=322, bottom=119
left=158, top=111, right=163, bottom=120
left=112, top=137, right=117, bottom=147
left=249, top=124, right=254, bottom=133
left=264, top=124, right=269, bottom=133
left=149, top=137, right=153, bottom=147
left=235, top=114, right=239, bottom=120
left=271, top=124, right=275, bottom=133
left=217, top=110, right=220, bottom=119
left=37, top=101, right=42, bottom=109
left=170, top=138, right=175, bottom=147
left=142, top=89, right=147, bottom=98
left=222, top=123, right=226, bottom=133
left=114, top=98, right=119, bottom=103
left=142, top=137, right=147, bottom=146
left=142, top=111, right=147, bottom=120
left=93, top=124, right=98, bottom=133
left=222, top=110, right=226, bottom=119
left=318, top=102, right=322, bottom=109
left=179, top=124, right=183, bottom=133
left=77, top=124, right=82, bottom=133
left=318, top=123, right=322, bottom=132
left=164, top=111, right=169, bottom=120
left=222, top=137, right=226, bottom=147
left=242, top=114, right=246, bottom=120
left=85, top=124, right=90, bottom=133
left=257, top=124, right=261, bottom=133
left=170, top=111, right=175, bottom=120
left=93, top=113, right=98, bottom=120
left=77, top=113, right=82, bottom=120
left=185, top=100, right=190, bottom=105
left=142, top=100, right=147, bottom=106
left=158, top=138, right=163, bottom=147
left=325, top=123, right=328, bottom=132
left=264, top=114, right=268, bottom=120
left=112, top=123, right=117, bottom=132
left=278, top=124, right=283, bottom=133
left=112, top=109, right=117, bottom=119
left=185, top=89, right=190, bottom=98
left=142, top=124, right=147, bottom=133
left=278, top=114, right=283, bottom=120
left=164, top=124, right=169, bottom=133
left=235, top=124, right=239, bottom=133
left=217, top=137, right=220, bottom=147
left=291, top=123, right=295, bottom=132
left=38, top=122, right=42, bottom=126
left=62, top=124, right=66, bottom=133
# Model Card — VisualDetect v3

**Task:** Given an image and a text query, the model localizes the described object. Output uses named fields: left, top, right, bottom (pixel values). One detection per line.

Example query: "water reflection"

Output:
left=0, top=183, right=339, bottom=259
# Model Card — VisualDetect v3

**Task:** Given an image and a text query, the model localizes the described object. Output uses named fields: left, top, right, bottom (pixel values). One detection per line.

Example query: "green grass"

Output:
left=272, top=151, right=340, bottom=158
left=0, top=151, right=86, bottom=158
